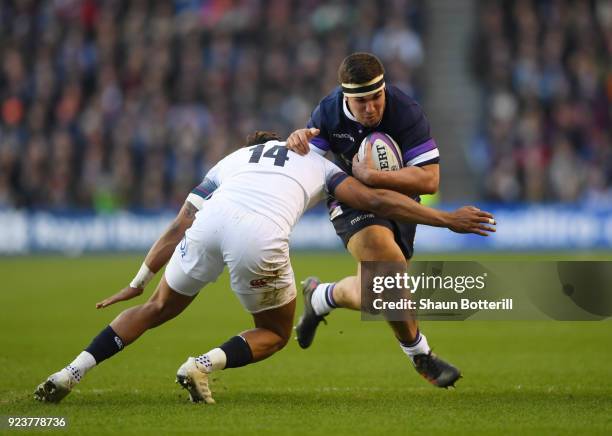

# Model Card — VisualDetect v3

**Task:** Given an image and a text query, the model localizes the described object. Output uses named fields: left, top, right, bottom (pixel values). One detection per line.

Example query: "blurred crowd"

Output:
left=0, top=0, right=424, bottom=210
left=472, top=0, right=611, bottom=204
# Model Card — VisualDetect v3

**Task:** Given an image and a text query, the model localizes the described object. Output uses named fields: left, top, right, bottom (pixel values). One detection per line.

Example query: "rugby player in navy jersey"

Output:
left=287, top=52, right=461, bottom=388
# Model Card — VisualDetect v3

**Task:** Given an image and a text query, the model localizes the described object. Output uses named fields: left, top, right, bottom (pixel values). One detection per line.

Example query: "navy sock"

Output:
left=219, top=336, right=253, bottom=368
left=85, top=325, right=125, bottom=364
left=399, top=330, right=421, bottom=348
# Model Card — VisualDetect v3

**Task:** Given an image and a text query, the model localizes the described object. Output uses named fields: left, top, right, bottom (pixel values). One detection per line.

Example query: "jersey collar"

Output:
left=342, top=97, right=358, bottom=122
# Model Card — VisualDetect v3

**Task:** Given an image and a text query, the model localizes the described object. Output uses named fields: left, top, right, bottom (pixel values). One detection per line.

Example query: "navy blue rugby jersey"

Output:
left=306, top=85, right=439, bottom=174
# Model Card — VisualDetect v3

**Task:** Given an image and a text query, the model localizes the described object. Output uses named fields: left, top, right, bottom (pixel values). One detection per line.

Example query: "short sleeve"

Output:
left=396, top=105, right=440, bottom=167
left=322, top=159, right=348, bottom=195
left=186, top=163, right=222, bottom=210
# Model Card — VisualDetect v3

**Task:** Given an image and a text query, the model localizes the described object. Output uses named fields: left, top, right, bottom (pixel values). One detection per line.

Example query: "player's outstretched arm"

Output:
left=140, top=200, right=198, bottom=273
left=95, top=286, right=144, bottom=309
left=333, top=177, right=496, bottom=236
left=285, top=128, right=320, bottom=155
left=352, top=144, right=439, bottom=196
left=96, top=200, right=198, bottom=309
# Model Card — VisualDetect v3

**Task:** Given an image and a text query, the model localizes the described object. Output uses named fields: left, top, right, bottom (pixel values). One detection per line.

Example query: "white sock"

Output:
left=195, top=348, right=227, bottom=373
left=64, top=351, right=96, bottom=383
left=399, top=332, right=431, bottom=364
left=310, top=283, right=338, bottom=316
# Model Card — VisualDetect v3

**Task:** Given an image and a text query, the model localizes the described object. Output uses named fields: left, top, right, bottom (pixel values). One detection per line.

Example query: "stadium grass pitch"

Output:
left=1, top=253, right=611, bottom=435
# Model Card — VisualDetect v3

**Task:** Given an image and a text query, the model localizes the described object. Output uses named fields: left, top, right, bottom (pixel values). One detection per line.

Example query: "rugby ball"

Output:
left=357, top=132, right=403, bottom=171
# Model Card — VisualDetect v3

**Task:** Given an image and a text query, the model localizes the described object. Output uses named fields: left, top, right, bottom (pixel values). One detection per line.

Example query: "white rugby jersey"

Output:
left=187, top=140, right=348, bottom=233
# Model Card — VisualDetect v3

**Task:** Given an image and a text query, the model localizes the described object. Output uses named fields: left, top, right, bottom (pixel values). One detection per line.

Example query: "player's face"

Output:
left=346, top=90, right=385, bottom=127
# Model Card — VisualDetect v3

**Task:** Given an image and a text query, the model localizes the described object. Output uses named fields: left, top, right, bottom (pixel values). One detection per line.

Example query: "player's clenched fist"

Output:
left=285, top=128, right=320, bottom=155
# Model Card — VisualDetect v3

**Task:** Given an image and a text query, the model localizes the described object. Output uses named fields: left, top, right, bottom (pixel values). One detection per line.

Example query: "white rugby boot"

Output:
left=176, top=357, right=215, bottom=404
left=34, top=369, right=77, bottom=403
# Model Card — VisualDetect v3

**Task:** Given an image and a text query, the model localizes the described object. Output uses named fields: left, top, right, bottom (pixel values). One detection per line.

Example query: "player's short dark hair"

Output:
left=338, top=53, right=385, bottom=85
left=245, top=130, right=281, bottom=146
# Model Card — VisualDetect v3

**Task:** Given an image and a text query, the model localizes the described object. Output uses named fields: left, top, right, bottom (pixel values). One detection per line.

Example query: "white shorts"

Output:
left=165, top=198, right=296, bottom=313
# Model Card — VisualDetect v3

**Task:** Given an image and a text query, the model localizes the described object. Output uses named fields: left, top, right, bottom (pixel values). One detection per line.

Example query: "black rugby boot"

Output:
left=413, top=352, right=462, bottom=388
left=295, top=277, right=327, bottom=349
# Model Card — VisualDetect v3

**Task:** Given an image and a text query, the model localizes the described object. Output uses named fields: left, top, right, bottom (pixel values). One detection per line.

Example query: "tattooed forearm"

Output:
left=142, top=200, right=199, bottom=274
left=184, top=201, right=198, bottom=219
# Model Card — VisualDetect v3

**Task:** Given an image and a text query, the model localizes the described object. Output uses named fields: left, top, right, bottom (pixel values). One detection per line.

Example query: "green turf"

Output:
left=1, top=253, right=611, bottom=435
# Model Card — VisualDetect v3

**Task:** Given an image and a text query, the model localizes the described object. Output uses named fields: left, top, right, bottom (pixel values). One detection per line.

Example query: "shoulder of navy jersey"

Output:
left=310, top=87, right=343, bottom=126
left=381, top=85, right=439, bottom=167
left=307, top=87, right=345, bottom=153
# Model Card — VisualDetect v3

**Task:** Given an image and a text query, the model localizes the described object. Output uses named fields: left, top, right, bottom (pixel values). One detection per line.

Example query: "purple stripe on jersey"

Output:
left=328, top=199, right=341, bottom=210
left=191, top=178, right=218, bottom=198
left=311, top=136, right=330, bottom=152
left=326, top=172, right=349, bottom=195
left=192, top=186, right=211, bottom=197
left=369, top=132, right=403, bottom=165
left=402, top=138, right=437, bottom=163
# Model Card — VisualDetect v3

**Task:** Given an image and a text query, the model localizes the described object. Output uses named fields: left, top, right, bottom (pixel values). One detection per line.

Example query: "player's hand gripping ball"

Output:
left=357, top=132, right=403, bottom=171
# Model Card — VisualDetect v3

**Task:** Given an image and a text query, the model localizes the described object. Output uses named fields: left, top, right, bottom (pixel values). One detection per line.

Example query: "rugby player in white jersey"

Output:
left=34, top=131, right=495, bottom=404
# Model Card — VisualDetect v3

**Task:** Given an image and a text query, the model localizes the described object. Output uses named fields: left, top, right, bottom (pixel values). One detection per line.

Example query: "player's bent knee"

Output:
left=143, top=298, right=182, bottom=324
left=275, top=329, right=291, bottom=350
left=354, top=243, right=405, bottom=263
left=143, top=300, right=166, bottom=320
left=258, top=334, right=288, bottom=355
left=144, top=278, right=195, bottom=326
left=254, top=322, right=292, bottom=352
left=251, top=295, right=295, bottom=353
left=267, top=331, right=290, bottom=354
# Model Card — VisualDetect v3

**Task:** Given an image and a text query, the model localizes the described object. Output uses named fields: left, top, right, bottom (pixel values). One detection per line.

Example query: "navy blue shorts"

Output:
left=327, top=198, right=417, bottom=259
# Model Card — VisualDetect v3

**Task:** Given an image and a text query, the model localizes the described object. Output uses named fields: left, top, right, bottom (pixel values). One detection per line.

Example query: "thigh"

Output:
left=223, top=218, right=295, bottom=308
left=229, top=247, right=297, bottom=313
left=329, top=198, right=416, bottom=259
left=235, top=284, right=297, bottom=314
left=347, top=225, right=407, bottom=263
left=165, top=239, right=224, bottom=297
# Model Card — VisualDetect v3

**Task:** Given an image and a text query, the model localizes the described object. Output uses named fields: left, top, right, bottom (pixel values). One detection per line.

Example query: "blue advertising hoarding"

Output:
left=1, top=205, right=611, bottom=254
